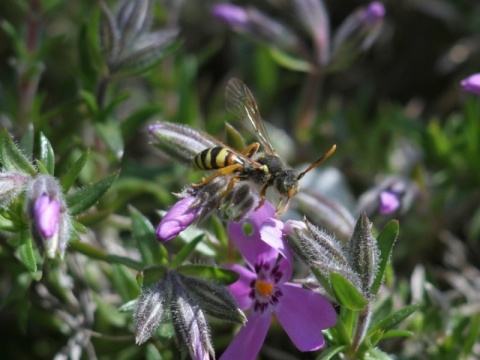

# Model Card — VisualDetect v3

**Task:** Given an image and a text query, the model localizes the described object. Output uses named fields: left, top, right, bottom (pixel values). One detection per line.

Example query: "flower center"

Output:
left=249, top=261, right=284, bottom=314
left=255, top=280, right=274, bottom=296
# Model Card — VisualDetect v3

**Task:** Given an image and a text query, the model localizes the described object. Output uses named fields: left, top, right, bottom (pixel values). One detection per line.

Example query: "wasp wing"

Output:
left=150, top=121, right=260, bottom=168
left=225, top=78, right=277, bottom=156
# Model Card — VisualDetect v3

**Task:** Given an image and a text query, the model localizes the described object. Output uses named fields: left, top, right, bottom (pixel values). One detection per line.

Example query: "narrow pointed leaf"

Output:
left=368, top=304, right=419, bottom=335
left=316, top=345, right=349, bottom=360
left=330, top=272, right=368, bottom=311
left=94, top=119, right=124, bottom=160
left=129, top=206, right=163, bottom=265
left=177, top=264, right=239, bottom=285
left=0, top=128, right=37, bottom=176
left=18, top=232, right=37, bottom=274
left=380, top=329, right=414, bottom=340
left=60, top=149, right=90, bottom=192
left=138, top=265, right=168, bottom=288
left=66, top=171, right=119, bottom=216
left=118, top=299, right=137, bottom=313
left=39, top=132, right=55, bottom=175
left=111, top=264, right=141, bottom=302
left=371, top=220, right=399, bottom=295
left=35, top=159, right=49, bottom=175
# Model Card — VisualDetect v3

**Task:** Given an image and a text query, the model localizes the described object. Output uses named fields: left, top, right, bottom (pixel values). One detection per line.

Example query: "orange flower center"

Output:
left=255, top=280, right=274, bottom=296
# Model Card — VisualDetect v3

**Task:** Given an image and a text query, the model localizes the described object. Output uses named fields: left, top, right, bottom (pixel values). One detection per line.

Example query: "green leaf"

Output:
left=462, top=315, right=480, bottom=357
left=371, top=220, right=399, bottom=295
left=330, top=272, right=368, bottom=311
left=111, top=264, right=141, bottom=302
left=129, top=206, right=163, bottom=265
left=268, top=47, right=315, bottom=73
left=69, top=240, right=143, bottom=270
left=94, top=119, right=124, bottom=160
left=18, top=231, right=37, bottom=274
left=316, top=345, right=349, bottom=360
left=170, top=234, right=205, bottom=268
left=368, top=304, right=419, bottom=335
left=380, top=329, right=414, bottom=340
left=60, top=149, right=90, bottom=192
left=79, top=89, right=99, bottom=116
left=225, top=122, right=246, bottom=151
left=66, top=171, right=119, bottom=216
left=118, top=299, right=137, bottom=313
left=0, top=128, right=37, bottom=176
left=38, top=132, right=55, bottom=175
left=177, top=264, right=239, bottom=285
left=35, top=159, right=49, bottom=175
left=364, top=348, right=394, bottom=360
left=138, top=265, right=168, bottom=288
left=145, top=344, right=162, bottom=360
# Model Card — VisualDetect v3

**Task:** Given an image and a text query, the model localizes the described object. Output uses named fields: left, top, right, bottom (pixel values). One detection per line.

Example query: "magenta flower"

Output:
left=378, top=190, right=401, bottom=215
left=361, top=2, right=386, bottom=25
left=156, top=195, right=201, bottom=242
left=461, top=73, right=480, bottom=95
left=220, top=202, right=336, bottom=360
left=34, top=193, right=60, bottom=238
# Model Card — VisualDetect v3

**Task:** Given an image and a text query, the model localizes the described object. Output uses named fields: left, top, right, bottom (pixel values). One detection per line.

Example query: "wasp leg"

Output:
left=242, top=142, right=260, bottom=158
left=254, top=185, right=269, bottom=211
left=275, top=196, right=292, bottom=216
left=192, top=164, right=243, bottom=188
left=221, top=176, right=241, bottom=198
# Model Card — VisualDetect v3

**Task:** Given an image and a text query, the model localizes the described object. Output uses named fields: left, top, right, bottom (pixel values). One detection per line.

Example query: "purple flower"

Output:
left=220, top=203, right=336, bottom=360
left=34, top=193, right=60, bottom=238
left=361, top=2, right=385, bottom=25
left=211, top=4, right=249, bottom=27
left=156, top=195, right=201, bottom=242
left=378, top=190, right=401, bottom=215
left=461, top=73, right=480, bottom=95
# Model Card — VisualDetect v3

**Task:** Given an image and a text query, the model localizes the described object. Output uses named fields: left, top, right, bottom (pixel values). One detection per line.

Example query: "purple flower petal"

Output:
left=361, top=2, right=385, bottom=25
left=34, top=194, right=60, bottom=238
left=156, top=196, right=200, bottom=242
left=219, top=312, right=270, bottom=360
left=211, top=4, right=249, bottom=27
left=274, top=283, right=336, bottom=352
left=379, top=190, right=400, bottom=214
left=260, top=218, right=294, bottom=265
left=228, top=201, right=278, bottom=268
left=225, top=264, right=256, bottom=310
left=461, top=73, right=480, bottom=95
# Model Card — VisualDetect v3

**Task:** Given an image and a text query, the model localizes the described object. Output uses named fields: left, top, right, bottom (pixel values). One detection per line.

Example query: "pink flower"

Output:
left=361, top=2, right=386, bottom=25
left=211, top=4, right=249, bottom=27
left=34, top=193, right=60, bottom=239
left=220, top=203, right=336, bottom=360
left=461, top=73, right=480, bottom=95
left=379, top=190, right=401, bottom=215
left=155, top=196, right=201, bottom=242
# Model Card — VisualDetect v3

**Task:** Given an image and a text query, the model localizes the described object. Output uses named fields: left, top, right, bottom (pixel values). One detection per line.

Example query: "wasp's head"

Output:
left=275, top=169, right=299, bottom=198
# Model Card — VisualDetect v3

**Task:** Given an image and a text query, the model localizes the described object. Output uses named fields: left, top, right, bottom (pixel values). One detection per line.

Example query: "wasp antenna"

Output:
left=297, top=144, right=337, bottom=180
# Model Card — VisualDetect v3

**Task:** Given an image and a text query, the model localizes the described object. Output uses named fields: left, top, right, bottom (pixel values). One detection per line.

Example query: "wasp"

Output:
left=190, top=78, right=336, bottom=215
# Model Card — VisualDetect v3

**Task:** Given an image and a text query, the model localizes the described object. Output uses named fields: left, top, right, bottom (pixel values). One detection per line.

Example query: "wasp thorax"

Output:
left=275, top=169, right=299, bottom=197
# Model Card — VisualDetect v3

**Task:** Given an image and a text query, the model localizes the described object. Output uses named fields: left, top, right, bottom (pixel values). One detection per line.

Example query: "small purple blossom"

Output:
left=361, top=2, right=386, bottom=25
left=211, top=4, right=249, bottom=27
left=34, top=193, right=60, bottom=239
left=379, top=190, right=401, bottom=215
left=220, top=203, right=336, bottom=360
left=461, top=73, right=480, bottom=95
left=156, top=195, right=201, bottom=242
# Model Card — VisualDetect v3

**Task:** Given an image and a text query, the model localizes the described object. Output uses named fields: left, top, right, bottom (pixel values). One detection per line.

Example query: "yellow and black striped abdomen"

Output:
left=193, top=147, right=243, bottom=170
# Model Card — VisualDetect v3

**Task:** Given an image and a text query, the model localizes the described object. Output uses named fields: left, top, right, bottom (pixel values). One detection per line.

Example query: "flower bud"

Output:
left=27, top=175, right=70, bottom=258
left=347, top=213, right=378, bottom=298
left=461, top=73, right=480, bottom=95
left=156, top=196, right=201, bottom=242
left=360, top=2, right=386, bottom=26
